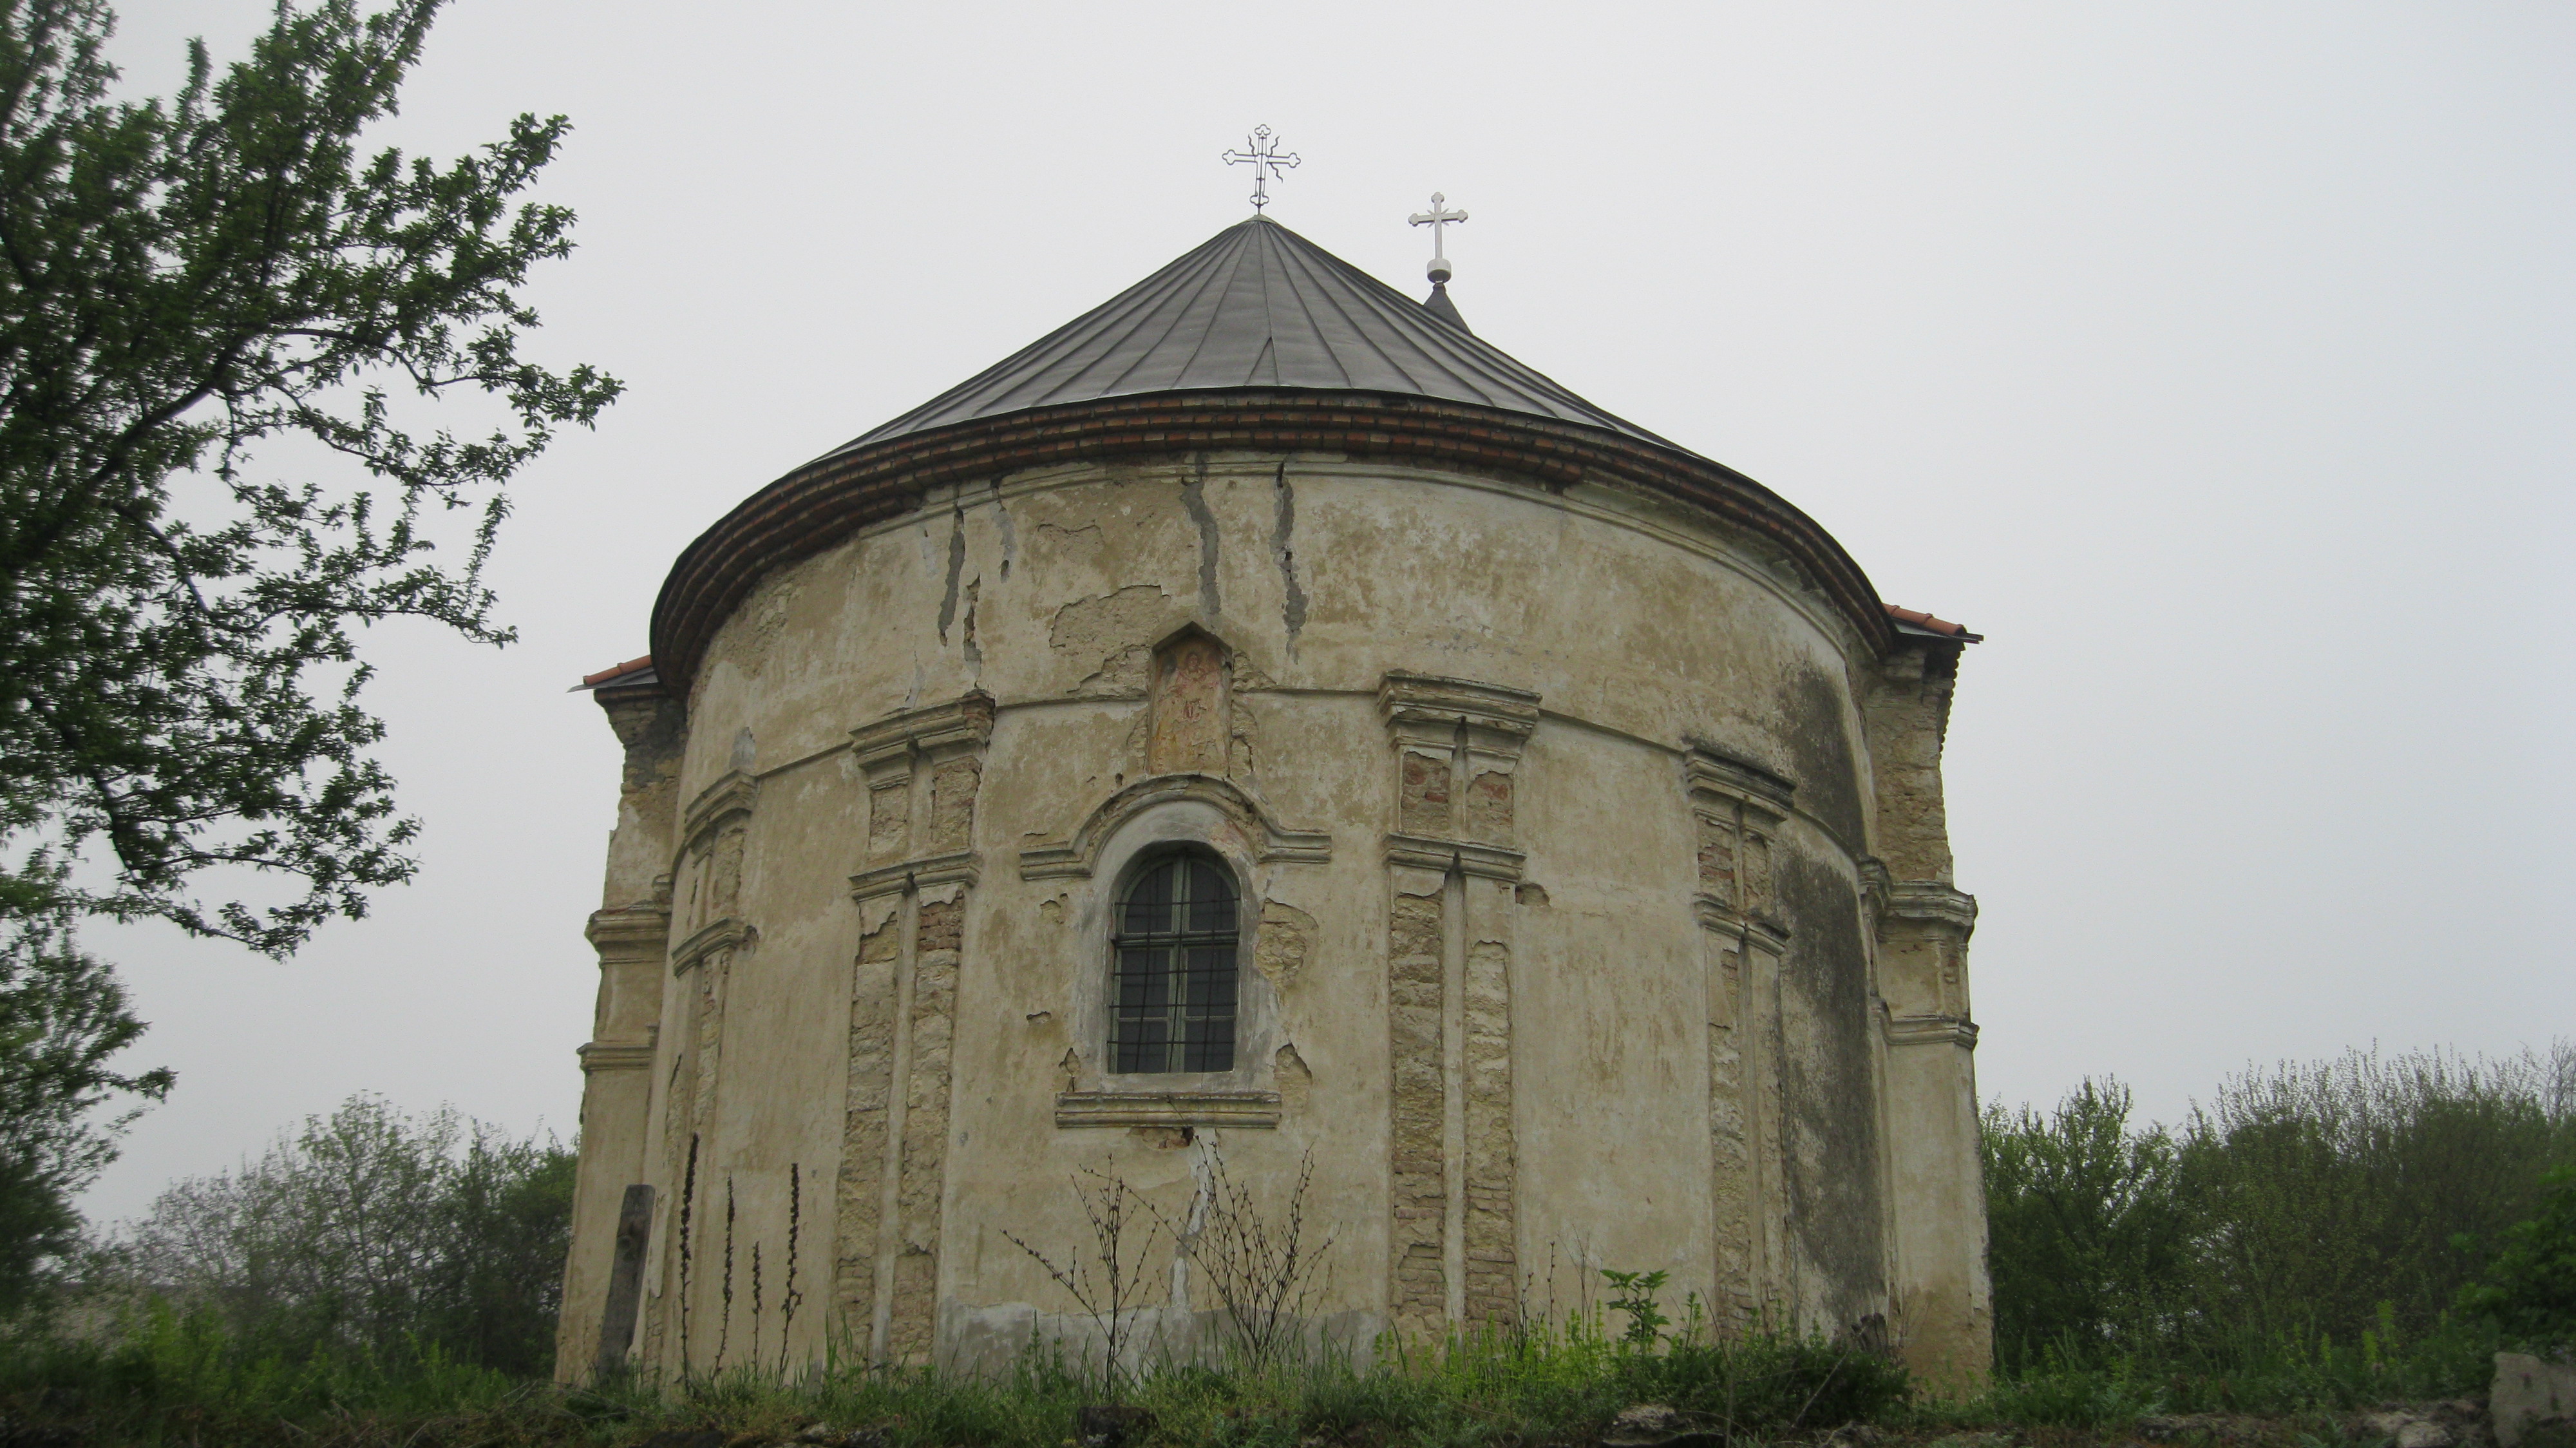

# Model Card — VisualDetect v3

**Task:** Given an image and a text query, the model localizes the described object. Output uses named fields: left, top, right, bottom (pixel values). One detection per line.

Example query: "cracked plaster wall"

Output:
left=572, top=452, right=1984, bottom=1381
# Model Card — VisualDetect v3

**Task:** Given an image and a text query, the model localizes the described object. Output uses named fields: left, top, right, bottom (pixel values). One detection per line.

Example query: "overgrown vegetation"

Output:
left=0, top=914, right=168, bottom=1317
left=0, top=0, right=615, bottom=1317
left=1984, top=1043, right=2574, bottom=1379
left=0, top=1284, right=1909, bottom=1448
left=1, top=1044, right=2569, bottom=1445
left=83, top=1093, right=573, bottom=1378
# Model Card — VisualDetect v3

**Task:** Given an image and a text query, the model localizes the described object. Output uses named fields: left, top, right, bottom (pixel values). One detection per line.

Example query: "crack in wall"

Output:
left=937, top=507, right=967, bottom=644
left=1182, top=457, right=1221, bottom=620
left=1272, top=460, right=1306, bottom=649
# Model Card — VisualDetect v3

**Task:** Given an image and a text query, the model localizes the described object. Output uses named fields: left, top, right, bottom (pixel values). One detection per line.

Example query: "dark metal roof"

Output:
left=822, top=215, right=1680, bottom=459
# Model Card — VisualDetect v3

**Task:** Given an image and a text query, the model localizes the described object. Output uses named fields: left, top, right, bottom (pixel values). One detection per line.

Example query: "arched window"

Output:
left=1110, top=851, right=1239, bottom=1073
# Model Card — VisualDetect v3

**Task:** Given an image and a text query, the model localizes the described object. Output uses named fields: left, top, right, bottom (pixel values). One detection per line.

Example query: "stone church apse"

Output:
left=554, top=213, right=1991, bottom=1386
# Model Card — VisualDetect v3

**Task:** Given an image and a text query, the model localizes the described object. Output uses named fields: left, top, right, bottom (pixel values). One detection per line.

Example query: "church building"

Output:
left=556, top=201, right=1991, bottom=1384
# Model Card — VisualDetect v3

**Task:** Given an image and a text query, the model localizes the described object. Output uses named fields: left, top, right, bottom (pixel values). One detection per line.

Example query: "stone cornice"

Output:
left=1886, top=881, right=1978, bottom=936
left=577, top=1041, right=656, bottom=1074
left=650, top=392, right=1902, bottom=691
left=1379, top=672, right=1542, bottom=754
left=681, top=771, right=757, bottom=855
left=670, top=916, right=752, bottom=975
left=1383, top=833, right=1527, bottom=883
left=849, top=692, right=996, bottom=772
left=1017, top=773, right=1331, bottom=881
left=585, top=905, right=673, bottom=962
left=1685, top=747, right=1796, bottom=818
left=1884, top=1013, right=1980, bottom=1050
left=851, top=850, right=982, bottom=900
left=1055, top=1089, right=1282, bottom=1129
left=1692, top=895, right=1791, bottom=948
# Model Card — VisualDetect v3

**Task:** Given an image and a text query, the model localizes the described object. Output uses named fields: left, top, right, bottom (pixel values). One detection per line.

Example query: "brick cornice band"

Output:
left=650, top=391, right=1902, bottom=692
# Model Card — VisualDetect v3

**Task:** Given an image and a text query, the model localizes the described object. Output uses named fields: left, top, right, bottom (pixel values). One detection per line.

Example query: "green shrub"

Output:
left=101, top=1093, right=575, bottom=1377
left=2456, top=1163, right=2576, bottom=1347
left=1984, top=1042, right=2575, bottom=1381
left=1980, top=1078, right=2191, bottom=1371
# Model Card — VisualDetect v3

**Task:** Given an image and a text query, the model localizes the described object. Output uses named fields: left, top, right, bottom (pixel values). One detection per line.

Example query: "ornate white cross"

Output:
left=1409, top=192, right=1468, bottom=281
left=1222, top=126, right=1300, bottom=213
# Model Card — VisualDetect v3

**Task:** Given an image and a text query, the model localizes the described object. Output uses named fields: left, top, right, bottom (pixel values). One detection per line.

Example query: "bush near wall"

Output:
left=1982, top=1043, right=2576, bottom=1383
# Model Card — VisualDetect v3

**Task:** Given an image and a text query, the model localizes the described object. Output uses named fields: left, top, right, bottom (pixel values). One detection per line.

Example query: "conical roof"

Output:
left=824, top=216, right=1680, bottom=459
left=647, top=214, right=1943, bottom=691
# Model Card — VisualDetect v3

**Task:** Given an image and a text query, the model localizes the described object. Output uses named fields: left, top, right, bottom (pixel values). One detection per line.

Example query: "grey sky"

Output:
left=78, top=1, right=2575, bottom=1223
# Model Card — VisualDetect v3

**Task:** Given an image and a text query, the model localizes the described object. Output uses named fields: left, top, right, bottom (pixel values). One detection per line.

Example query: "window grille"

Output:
left=1109, top=852, right=1238, bottom=1073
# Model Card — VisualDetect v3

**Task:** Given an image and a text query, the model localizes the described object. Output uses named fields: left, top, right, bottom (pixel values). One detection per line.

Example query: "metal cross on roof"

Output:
left=1409, top=192, right=1468, bottom=282
left=1222, top=126, right=1300, bottom=213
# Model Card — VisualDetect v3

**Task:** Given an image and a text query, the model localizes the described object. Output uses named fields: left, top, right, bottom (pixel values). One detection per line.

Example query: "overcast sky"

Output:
left=77, top=1, right=2575, bottom=1224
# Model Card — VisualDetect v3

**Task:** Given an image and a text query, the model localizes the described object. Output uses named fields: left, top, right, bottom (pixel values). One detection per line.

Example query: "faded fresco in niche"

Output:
left=1149, top=633, right=1227, bottom=774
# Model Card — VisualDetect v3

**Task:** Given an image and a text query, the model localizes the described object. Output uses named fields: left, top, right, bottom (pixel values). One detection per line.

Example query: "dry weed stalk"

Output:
left=1185, top=1148, right=1335, bottom=1369
left=1005, top=1161, right=1167, bottom=1399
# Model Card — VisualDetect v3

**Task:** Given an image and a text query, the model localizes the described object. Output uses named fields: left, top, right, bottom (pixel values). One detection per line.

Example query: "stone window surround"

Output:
left=1030, top=783, right=1326, bottom=1129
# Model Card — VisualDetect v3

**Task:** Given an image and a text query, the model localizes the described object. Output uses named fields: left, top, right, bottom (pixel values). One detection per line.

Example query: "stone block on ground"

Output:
left=2496, top=1355, right=2576, bottom=1448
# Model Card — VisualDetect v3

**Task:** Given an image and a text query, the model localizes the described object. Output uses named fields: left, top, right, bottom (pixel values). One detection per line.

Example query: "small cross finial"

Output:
left=1409, top=191, right=1469, bottom=282
left=1222, top=126, right=1300, bottom=213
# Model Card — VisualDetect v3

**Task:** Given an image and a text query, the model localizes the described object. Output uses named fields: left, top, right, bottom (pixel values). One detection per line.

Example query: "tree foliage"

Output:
left=1981, top=1078, right=2192, bottom=1368
left=2455, top=1163, right=2576, bottom=1345
left=107, top=1093, right=574, bottom=1377
left=0, top=904, right=168, bottom=1315
left=1985, top=1044, right=2576, bottom=1369
left=0, top=0, right=618, bottom=955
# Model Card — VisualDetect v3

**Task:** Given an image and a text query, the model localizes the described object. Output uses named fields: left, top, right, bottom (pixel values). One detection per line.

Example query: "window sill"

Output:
left=1055, top=1089, right=1281, bottom=1129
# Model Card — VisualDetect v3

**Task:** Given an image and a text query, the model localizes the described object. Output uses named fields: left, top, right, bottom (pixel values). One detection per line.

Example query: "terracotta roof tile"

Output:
left=1885, top=605, right=1982, bottom=642
left=580, top=654, right=653, bottom=687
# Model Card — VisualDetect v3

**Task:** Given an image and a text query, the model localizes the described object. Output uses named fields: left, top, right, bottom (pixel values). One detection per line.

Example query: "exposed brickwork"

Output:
left=1463, top=936, right=1517, bottom=1326
left=1698, top=813, right=1739, bottom=906
left=1387, top=888, right=1448, bottom=1338
left=1707, top=939, right=1755, bottom=1324
left=1463, top=772, right=1513, bottom=844
left=1398, top=752, right=1451, bottom=837
left=645, top=1009, right=697, bottom=1366
left=867, top=781, right=909, bottom=864
left=834, top=917, right=901, bottom=1345
left=888, top=898, right=963, bottom=1363
left=926, top=760, right=980, bottom=853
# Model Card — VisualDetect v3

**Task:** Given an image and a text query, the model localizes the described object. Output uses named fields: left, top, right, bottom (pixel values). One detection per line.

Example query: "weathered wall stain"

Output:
left=1773, top=850, right=1886, bottom=1324
left=1776, top=662, right=1867, bottom=849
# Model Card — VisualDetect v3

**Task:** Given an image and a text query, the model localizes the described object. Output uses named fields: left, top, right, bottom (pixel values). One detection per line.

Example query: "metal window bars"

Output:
left=1110, top=852, right=1239, bottom=1074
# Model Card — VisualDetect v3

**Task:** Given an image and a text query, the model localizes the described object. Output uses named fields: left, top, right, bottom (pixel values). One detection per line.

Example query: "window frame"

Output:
left=1106, top=846, right=1243, bottom=1075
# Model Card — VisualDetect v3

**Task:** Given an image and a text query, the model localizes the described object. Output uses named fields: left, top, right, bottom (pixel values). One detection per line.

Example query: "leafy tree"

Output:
left=1980, top=1078, right=2191, bottom=1369
left=110, top=1093, right=574, bottom=1376
left=0, top=0, right=619, bottom=957
left=2180, top=1046, right=2574, bottom=1343
left=0, top=902, right=168, bottom=1317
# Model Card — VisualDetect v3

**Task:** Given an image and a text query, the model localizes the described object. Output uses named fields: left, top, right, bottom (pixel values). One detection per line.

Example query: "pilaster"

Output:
left=1379, top=672, right=1537, bottom=1335
left=837, top=692, right=992, bottom=1366
left=1862, top=641, right=1990, bottom=1386
left=1687, top=746, right=1795, bottom=1328
left=560, top=680, right=685, bottom=1382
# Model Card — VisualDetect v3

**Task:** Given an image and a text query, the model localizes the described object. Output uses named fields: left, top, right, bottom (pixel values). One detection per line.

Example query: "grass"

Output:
left=0, top=1294, right=2535, bottom=1446
left=0, top=1297, right=1918, bottom=1448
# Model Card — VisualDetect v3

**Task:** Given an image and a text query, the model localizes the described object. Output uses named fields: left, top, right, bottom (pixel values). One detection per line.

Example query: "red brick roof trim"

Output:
left=580, top=654, right=654, bottom=687
left=1885, top=606, right=1982, bottom=642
